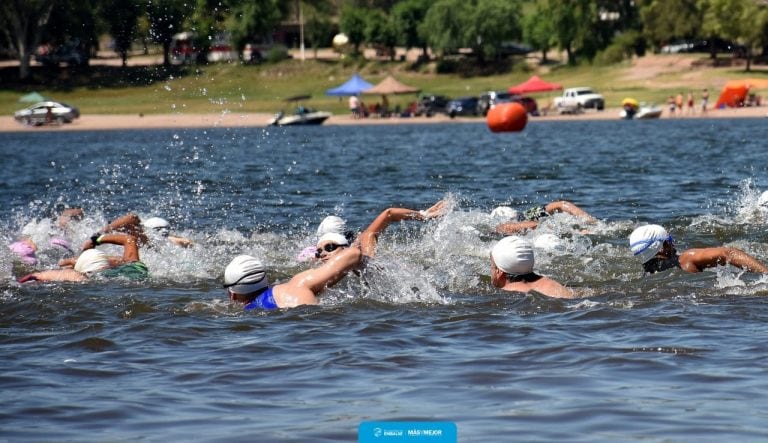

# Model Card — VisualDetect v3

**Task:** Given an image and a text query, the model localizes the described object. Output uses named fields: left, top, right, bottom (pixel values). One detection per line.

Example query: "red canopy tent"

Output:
left=715, top=78, right=768, bottom=108
left=508, top=75, right=563, bottom=94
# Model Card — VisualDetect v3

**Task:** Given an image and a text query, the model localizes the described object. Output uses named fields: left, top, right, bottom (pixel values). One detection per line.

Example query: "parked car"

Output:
left=14, top=101, right=80, bottom=126
left=415, top=94, right=450, bottom=117
left=36, top=42, right=89, bottom=67
left=446, top=96, right=479, bottom=118
left=477, top=91, right=539, bottom=116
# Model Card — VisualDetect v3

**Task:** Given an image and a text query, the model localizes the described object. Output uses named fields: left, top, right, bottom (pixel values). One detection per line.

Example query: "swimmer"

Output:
left=629, top=224, right=768, bottom=275
left=8, top=238, right=38, bottom=265
left=495, top=200, right=595, bottom=235
left=17, top=233, right=148, bottom=283
left=225, top=200, right=448, bottom=310
left=490, top=236, right=574, bottom=298
left=87, top=213, right=192, bottom=249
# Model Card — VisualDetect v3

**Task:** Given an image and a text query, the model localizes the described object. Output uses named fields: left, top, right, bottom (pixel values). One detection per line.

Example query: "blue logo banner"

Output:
left=359, top=421, right=457, bottom=443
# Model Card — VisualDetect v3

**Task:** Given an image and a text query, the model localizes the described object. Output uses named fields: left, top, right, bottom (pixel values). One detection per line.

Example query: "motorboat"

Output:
left=634, top=103, right=663, bottom=119
left=268, top=94, right=332, bottom=126
left=619, top=98, right=662, bottom=120
left=268, top=108, right=332, bottom=126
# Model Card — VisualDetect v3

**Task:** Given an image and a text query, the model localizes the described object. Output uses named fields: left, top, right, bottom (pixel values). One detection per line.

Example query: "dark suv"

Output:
left=477, top=91, right=538, bottom=116
left=36, top=42, right=89, bottom=67
left=415, top=94, right=450, bottom=117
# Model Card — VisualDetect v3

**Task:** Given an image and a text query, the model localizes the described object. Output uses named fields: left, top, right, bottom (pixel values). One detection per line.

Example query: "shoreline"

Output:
left=2, top=106, right=766, bottom=132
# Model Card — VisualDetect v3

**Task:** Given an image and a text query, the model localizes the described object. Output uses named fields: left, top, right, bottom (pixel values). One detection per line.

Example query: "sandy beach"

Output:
left=1, top=105, right=766, bottom=132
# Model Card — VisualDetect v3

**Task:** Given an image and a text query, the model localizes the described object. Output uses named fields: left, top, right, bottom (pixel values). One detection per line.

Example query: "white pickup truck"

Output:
left=553, top=87, right=605, bottom=113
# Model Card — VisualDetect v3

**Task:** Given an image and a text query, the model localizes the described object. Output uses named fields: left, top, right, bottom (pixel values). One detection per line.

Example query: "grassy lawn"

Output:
left=2, top=53, right=766, bottom=116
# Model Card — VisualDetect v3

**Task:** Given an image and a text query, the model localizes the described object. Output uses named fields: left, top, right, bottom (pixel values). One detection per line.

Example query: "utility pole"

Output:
left=298, top=0, right=305, bottom=62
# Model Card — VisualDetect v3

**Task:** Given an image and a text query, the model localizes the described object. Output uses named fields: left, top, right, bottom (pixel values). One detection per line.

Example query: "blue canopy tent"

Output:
left=326, top=73, right=373, bottom=96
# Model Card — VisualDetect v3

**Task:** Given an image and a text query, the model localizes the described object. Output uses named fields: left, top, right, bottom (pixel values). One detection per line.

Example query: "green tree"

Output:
left=339, top=5, right=368, bottom=55
left=146, top=0, right=189, bottom=66
left=467, top=0, right=521, bottom=63
left=639, top=0, right=702, bottom=50
left=366, top=9, right=398, bottom=60
left=391, top=0, right=431, bottom=60
left=523, top=2, right=554, bottom=63
left=702, top=0, right=768, bottom=71
left=100, top=0, right=142, bottom=66
left=421, top=0, right=470, bottom=59
left=304, top=2, right=334, bottom=59
left=226, top=0, right=285, bottom=54
left=0, top=0, right=56, bottom=79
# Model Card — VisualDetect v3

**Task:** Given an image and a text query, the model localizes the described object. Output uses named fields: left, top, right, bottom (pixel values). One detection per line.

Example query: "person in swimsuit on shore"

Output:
left=494, top=200, right=596, bottom=235
left=629, top=224, right=768, bottom=275
left=224, top=200, right=448, bottom=310
left=17, top=233, right=148, bottom=283
left=490, top=235, right=574, bottom=298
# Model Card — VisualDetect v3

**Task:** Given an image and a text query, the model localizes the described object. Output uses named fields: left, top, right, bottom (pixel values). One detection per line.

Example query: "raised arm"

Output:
left=82, top=233, right=141, bottom=264
left=544, top=201, right=596, bottom=223
left=679, top=247, right=768, bottom=273
left=289, top=246, right=363, bottom=295
left=357, top=200, right=448, bottom=258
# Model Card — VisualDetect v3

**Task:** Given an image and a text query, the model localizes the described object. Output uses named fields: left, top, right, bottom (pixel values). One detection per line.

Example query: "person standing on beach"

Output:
left=667, top=96, right=676, bottom=117
left=349, top=95, right=360, bottom=118
left=687, top=91, right=695, bottom=115
left=701, top=88, right=709, bottom=114
left=490, top=236, right=574, bottom=298
left=675, top=93, right=684, bottom=114
left=629, top=224, right=768, bottom=275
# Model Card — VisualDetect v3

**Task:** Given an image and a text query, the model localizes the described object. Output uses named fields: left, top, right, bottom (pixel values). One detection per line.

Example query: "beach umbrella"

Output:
left=19, top=92, right=46, bottom=103
left=326, top=73, right=374, bottom=96
left=363, top=75, right=420, bottom=95
left=508, top=76, right=562, bottom=94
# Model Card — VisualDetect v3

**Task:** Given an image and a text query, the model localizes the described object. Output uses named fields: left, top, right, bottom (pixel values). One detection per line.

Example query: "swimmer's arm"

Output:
left=495, top=220, right=538, bottom=234
left=58, top=257, right=78, bottom=268
left=680, top=247, right=768, bottom=273
left=358, top=201, right=448, bottom=257
left=291, top=246, right=362, bottom=294
left=169, top=235, right=193, bottom=248
left=544, top=201, right=596, bottom=223
left=89, top=233, right=141, bottom=263
left=22, top=269, right=87, bottom=282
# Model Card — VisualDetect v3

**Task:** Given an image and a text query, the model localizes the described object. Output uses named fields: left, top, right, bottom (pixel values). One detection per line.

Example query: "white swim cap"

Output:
left=490, top=206, right=519, bottom=219
left=316, top=216, right=346, bottom=237
left=629, top=224, right=671, bottom=264
left=74, top=249, right=110, bottom=274
left=143, top=216, right=170, bottom=230
left=317, top=232, right=349, bottom=248
left=758, top=190, right=768, bottom=208
left=491, top=236, right=535, bottom=275
left=224, top=255, right=269, bottom=295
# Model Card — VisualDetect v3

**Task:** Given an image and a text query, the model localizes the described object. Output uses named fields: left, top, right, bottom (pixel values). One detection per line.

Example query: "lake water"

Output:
left=2, top=118, right=768, bottom=442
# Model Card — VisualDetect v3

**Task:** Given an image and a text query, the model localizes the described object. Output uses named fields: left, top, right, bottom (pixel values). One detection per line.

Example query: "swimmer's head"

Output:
left=9, top=239, right=37, bottom=265
left=142, top=217, right=170, bottom=237
left=224, top=255, right=269, bottom=295
left=490, top=206, right=519, bottom=220
left=629, top=224, right=672, bottom=264
left=758, top=190, right=768, bottom=209
left=491, top=236, right=535, bottom=275
left=316, top=216, right=346, bottom=237
left=49, top=237, right=73, bottom=253
left=74, top=249, right=110, bottom=274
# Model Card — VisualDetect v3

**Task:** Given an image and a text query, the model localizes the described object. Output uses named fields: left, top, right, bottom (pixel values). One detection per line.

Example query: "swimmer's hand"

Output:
left=17, top=274, right=38, bottom=283
left=419, top=200, right=450, bottom=220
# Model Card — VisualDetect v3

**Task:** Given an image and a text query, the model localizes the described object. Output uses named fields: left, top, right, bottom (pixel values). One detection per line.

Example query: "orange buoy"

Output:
left=486, top=102, right=527, bottom=132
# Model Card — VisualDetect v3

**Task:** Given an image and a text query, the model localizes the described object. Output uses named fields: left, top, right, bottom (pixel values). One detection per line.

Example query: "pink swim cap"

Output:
left=9, top=241, right=37, bottom=265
